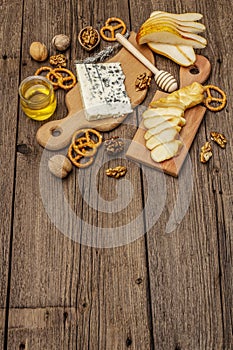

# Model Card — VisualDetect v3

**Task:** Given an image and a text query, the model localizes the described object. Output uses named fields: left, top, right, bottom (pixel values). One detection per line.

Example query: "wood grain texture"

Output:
left=0, top=0, right=24, bottom=347
left=6, top=0, right=153, bottom=349
left=0, top=0, right=232, bottom=349
left=129, top=0, right=233, bottom=349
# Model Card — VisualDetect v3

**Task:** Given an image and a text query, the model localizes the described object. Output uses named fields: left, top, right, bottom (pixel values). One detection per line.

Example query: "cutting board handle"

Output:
left=179, top=55, right=211, bottom=87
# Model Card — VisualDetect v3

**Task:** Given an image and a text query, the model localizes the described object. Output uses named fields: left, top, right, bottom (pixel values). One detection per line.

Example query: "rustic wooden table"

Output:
left=0, top=1, right=232, bottom=349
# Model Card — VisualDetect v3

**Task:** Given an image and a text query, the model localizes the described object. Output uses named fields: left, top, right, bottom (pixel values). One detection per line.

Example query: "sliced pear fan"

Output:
left=144, top=17, right=206, bottom=34
left=151, top=140, right=183, bottom=163
left=137, top=11, right=206, bottom=66
left=137, top=26, right=207, bottom=48
left=148, top=42, right=196, bottom=67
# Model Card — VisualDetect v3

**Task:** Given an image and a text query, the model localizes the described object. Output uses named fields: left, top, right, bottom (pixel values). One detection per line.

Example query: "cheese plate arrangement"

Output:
left=36, top=32, right=154, bottom=150
left=20, top=11, right=227, bottom=177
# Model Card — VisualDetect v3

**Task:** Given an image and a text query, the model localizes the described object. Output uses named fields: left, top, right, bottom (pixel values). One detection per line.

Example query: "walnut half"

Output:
left=210, top=131, right=227, bottom=148
left=105, top=166, right=127, bottom=179
left=135, top=73, right=151, bottom=91
left=200, top=141, right=213, bottom=163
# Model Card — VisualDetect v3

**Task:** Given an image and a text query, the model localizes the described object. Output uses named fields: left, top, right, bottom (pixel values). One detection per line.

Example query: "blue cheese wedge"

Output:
left=75, top=62, right=133, bottom=121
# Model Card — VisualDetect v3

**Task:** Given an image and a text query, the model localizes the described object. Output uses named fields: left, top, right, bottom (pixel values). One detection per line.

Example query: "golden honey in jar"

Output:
left=19, top=76, right=56, bottom=121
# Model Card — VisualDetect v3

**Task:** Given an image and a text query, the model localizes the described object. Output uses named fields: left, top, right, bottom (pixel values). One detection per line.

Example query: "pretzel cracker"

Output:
left=204, top=85, right=227, bottom=111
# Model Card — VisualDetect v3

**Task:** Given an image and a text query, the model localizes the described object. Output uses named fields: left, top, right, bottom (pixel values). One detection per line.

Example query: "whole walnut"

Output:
left=48, top=155, right=72, bottom=178
left=52, top=34, right=70, bottom=51
left=29, top=42, right=48, bottom=62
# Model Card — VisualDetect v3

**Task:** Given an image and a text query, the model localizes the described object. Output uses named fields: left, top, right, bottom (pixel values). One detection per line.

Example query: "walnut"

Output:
left=48, top=155, right=72, bottom=178
left=29, top=42, right=48, bottom=62
left=106, top=166, right=127, bottom=179
left=78, top=26, right=100, bottom=51
left=210, top=131, right=227, bottom=148
left=49, top=54, right=67, bottom=67
left=52, top=34, right=70, bottom=51
left=104, top=136, right=124, bottom=155
left=200, top=141, right=213, bottom=163
left=135, top=73, right=151, bottom=91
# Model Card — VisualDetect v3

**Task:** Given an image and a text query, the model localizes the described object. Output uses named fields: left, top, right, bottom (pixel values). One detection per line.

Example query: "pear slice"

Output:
left=146, top=127, right=180, bottom=150
left=138, top=20, right=206, bottom=42
left=145, top=16, right=206, bottom=34
left=150, top=140, right=183, bottom=162
left=144, top=115, right=186, bottom=129
left=142, top=20, right=205, bottom=39
left=148, top=42, right=196, bottom=66
left=143, top=106, right=184, bottom=119
left=137, top=25, right=207, bottom=48
left=150, top=11, right=203, bottom=22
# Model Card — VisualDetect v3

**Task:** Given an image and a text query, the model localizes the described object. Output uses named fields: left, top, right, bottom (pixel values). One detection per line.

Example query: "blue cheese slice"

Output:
left=75, top=62, right=133, bottom=121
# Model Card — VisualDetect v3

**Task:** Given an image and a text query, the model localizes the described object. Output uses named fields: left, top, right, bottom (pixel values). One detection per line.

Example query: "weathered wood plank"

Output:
left=129, top=0, right=233, bottom=349
left=0, top=0, right=24, bottom=347
left=67, top=1, right=153, bottom=348
left=202, top=0, right=233, bottom=345
left=5, top=0, right=78, bottom=348
left=2, top=0, right=232, bottom=348
left=7, top=0, right=153, bottom=349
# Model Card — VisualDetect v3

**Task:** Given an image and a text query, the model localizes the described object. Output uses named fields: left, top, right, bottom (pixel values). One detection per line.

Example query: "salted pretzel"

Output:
left=35, top=66, right=76, bottom=90
left=72, top=129, right=102, bottom=148
left=35, top=66, right=59, bottom=90
left=73, top=141, right=98, bottom=157
left=68, top=129, right=102, bottom=169
left=68, top=144, right=94, bottom=168
left=46, top=68, right=76, bottom=90
left=35, top=66, right=53, bottom=77
left=100, top=17, right=126, bottom=42
left=203, top=85, right=227, bottom=112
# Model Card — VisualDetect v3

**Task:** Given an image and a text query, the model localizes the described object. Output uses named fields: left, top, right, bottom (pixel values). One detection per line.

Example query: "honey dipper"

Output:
left=116, top=33, right=178, bottom=93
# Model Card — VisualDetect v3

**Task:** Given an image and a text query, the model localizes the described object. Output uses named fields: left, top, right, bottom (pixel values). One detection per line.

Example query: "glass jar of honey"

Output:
left=19, top=76, right=57, bottom=121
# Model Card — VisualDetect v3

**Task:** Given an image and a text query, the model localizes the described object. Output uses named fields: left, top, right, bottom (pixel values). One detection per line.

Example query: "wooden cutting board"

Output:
left=126, top=55, right=211, bottom=177
left=36, top=32, right=154, bottom=150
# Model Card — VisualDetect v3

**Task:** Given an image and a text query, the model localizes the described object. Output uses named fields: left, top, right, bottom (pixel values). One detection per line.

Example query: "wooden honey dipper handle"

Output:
left=116, top=33, right=178, bottom=92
